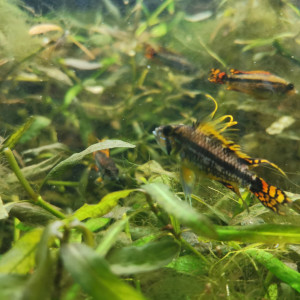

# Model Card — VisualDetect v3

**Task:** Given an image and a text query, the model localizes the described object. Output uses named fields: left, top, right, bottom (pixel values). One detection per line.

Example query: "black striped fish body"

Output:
left=153, top=122, right=291, bottom=213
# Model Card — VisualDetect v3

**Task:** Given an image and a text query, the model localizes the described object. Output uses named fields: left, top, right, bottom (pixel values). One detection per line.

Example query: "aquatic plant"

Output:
left=0, top=0, right=300, bottom=299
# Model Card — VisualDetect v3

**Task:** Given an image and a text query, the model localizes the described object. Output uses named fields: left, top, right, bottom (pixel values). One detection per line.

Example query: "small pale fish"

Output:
left=209, top=68, right=295, bottom=98
left=153, top=102, right=291, bottom=213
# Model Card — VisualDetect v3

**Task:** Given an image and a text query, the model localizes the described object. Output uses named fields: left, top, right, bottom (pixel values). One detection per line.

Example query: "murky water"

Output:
left=1, top=0, right=300, bottom=298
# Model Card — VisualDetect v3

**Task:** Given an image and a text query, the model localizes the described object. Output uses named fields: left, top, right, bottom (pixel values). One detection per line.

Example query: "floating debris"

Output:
left=266, top=116, right=295, bottom=135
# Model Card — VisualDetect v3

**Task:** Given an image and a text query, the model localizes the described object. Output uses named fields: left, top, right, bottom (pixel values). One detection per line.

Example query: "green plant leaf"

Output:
left=0, top=274, right=27, bottom=300
left=5, top=202, right=57, bottom=225
left=215, top=224, right=300, bottom=244
left=234, top=32, right=295, bottom=52
left=142, top=183, right=217, bottom=239
left=167, top=254, right=207, bottom=275
left=96, top=217, right=129, bottom=257
left=150, top=23, right=168, bottom=37
left=246, top=248, right=300, bottom=293
left=1, top=117, right=34, bottom=151
left=107, top=237, right=180, bottom=275
left=61, top=243, right=146, bottom=300
left=0, top=196, right=8, bottom=220
left=84, top=217, right=110, bottom=232
left=43, top=140, right=135, bottom=184
left=74, top=189, right=137, bottom=221
left=64, top=85, right=83, bottom=108
left=19, top=116, right=51, bottom=144
left=0, top=228, right=43, bottom=274
left=21, top=222, right=62, bottom=300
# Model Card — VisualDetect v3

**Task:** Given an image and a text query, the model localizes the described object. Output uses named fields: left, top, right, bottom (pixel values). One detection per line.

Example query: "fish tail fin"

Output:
left=249, top=177, right=291, bottom=214
left=208, top=69, right=227, bottom=84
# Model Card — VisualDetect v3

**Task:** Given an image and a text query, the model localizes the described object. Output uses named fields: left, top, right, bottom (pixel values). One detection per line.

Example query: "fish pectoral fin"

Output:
left=180, top=163, right=196, bottom=206
left=246, top=158, right=286, bottom=177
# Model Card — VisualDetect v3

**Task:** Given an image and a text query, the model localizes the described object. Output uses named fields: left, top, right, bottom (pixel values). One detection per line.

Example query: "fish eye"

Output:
left=286, top=83, right=294, bottom=90
left=162, top=125, right=173, bottom=136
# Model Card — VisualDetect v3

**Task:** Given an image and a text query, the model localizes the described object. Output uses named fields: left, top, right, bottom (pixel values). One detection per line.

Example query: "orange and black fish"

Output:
left=153, top=99, right=291, bottom=213
left=145, top=44, right=197, bottom=74
left=93, top=148, right=119, bottom=182
left=209, top=68, right=295, bottom=98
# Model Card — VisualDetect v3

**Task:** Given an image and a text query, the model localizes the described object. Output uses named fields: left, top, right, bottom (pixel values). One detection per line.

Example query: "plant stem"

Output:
left=4, top=148, right=37, bottom=201
left=36, top=196, right=66, bottom=219
left=4, top=147, right=66, bottom=219
left=47, top=180, right=79, bottom=187
left=13, top=217, right=20, bottom=242
left=180, top=237, right=208, bottom=263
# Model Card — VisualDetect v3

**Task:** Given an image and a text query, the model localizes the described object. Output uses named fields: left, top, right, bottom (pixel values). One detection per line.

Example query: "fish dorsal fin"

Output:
left=194, top=116, right=250, bottom=160
left=194, top=93, right=250, bottom=160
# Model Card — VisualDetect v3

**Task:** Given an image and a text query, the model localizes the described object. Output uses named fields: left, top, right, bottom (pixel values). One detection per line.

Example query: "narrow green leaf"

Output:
left=107, top=237, right=180, bottom=275
left=64, top=84, right=82, bottom=108
left=215, top=224, right=300, bottom=244
left=198, top=38, right=227, bottom=67
left=43, top=140, right=135, bottom=183
left=19, top=116, right=51, bottom=144
left=246, top=249, right=300, bottom=293
left=7, top=156, right=62, bottom=185
left=96, top=217, right=129, bottom=256
left=148, top=0, right=174, bottom=26
left=0, top=228, right=43, bottom=274
left=1, top=117, right=34, bottom=151
left=74, top=189, right=137, bottom=221
left=61, top=243, right=146, bottom=300
left=235, top=32, right=295, bottom=52
left=142, top=183, right=217, bottom=239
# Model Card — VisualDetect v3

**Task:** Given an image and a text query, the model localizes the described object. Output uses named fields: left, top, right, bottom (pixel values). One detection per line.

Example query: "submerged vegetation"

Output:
left=0, top=0, right=300, bottom=299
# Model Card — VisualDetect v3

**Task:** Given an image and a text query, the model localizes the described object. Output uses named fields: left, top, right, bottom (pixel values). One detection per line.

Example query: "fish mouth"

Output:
left=152, top=129, right=157, bottom=137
